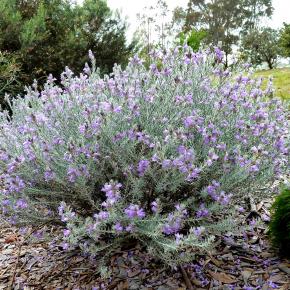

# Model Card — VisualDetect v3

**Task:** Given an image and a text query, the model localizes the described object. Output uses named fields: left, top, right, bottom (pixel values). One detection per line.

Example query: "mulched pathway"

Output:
left=1, top=197, right=289, bottom=290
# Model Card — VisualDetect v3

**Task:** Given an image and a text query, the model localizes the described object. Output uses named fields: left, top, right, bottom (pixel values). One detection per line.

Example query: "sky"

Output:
left=107, top=0, right=187, bottom=40
left=106, top=0, right=290, bottom=40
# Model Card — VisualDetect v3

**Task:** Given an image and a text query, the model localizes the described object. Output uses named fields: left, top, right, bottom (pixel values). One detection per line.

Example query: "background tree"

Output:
left=240, top=27, right=282, bottom=69
left=279, top=23, right=290, bottom=58
left=241, top=0, right=273, bottom=31
left=0, top=0, right=135, bottom=105
left=173, top=0, right=273, bottom=67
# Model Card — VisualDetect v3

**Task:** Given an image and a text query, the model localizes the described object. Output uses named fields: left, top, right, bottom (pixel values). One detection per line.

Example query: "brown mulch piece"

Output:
left=1, top=197, right=289, bottom=290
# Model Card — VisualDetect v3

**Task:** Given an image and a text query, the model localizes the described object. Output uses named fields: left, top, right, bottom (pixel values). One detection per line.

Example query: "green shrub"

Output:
left=178, top=28, right=207, bottom=52
left=269, top=187, right=290, bottom=257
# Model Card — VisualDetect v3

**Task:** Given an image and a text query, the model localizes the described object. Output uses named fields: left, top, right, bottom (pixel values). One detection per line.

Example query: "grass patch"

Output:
left=254, top=67, right=290, bottom=100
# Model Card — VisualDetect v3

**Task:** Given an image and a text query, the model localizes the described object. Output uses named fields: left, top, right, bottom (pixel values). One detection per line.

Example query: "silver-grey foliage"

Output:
left=0, top=46, right=288, bottom=265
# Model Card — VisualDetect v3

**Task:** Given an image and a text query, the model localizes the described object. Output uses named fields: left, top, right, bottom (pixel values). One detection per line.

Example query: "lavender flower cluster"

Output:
left=0, top=46, right=288, bottom=264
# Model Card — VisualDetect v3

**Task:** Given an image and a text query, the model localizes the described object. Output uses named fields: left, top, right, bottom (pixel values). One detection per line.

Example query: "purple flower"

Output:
left=67, top=167, right=80, bottom=183
left=196, top=204, right=209, bottom=218
left=237, top=206, right=245, bottom=213
left=79, top=124, right=87, bottom=135
left=94, top=211, right=109, bottom=220
left=216, top=143, right=227, bottom=151
left=250, top=164, right=259, bottom=172
left=250, top=219, right=256, bottom=226
left=163, top=215, right=182, bottom=235
left=62, top=242, right=69, bottom=250
left=2, top=199, right=10, bottom=206
left=175, top=204, right=188, bottom=217
left=162, top=67, right=172, bottom=76
left=186, top=167, right=201, bottom=180
left=268, top=281, right=278, bottom=289
left=7, top=161, right=17, bottom=174
left=261, top=214, right=270, bottom=222
left=193, top=226, right=204, bottom=237
left=163, top=222, right=180, bottom=235
left=125, top=204, right=146, bottom=219
left=113, top=105, right=122, bottom=113
left=63, top=229, right=71, bottom=236
left=186, top=56, right=194, bottom=65
left=130, top=54, right=143, bottom=65
left=114, top=222, right=123, bottom=232
left=92, top=284, right=106, bottom=290
left=62, top=212, right=75, bottom=222
left=100, top=101, right=112, bottom=112
left=79, top=165, right=90, bottom=178
left=206, top=159, right=213, bottom=166
left=184, top=116, right=195, bottom=128
left=137, top=159, right=150, bottom=176
left=58, top=203, right=65, bottom=215
left=214, top=47, right=224, bottom=62
left=162, top=159, right=172, bottom=169
left=208, top=151, right=219, bottom=161
left=125, top=224, right=134, bottom=232
left=151, top=201, right=158, bottom=213
left=219, top=191, right=232, bottom=205
left=175, top=233, right=183, bottom=244
left=15, top=199, right=28, bottom=209
left=151, top=154, right=159, bottom=162
left=206, top=185, right=216, bottom=196
left=101, top=181, right=122, bottom=207
left=64, top=153, right=73, bottom=162
left=44, top=168, right=55, bottom=182
left=0, top=44, right=288, bottom=268
left=0, top=150, right=9, bottom=161
left=6, top=176, right=25, bottom=193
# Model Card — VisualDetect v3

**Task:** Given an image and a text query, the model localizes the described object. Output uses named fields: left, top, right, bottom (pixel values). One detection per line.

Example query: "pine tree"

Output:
left=0, top=0, right=135, bottom=105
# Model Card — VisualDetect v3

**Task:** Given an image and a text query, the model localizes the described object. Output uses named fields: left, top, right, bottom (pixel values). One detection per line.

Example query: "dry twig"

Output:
left=180, top=265, right=194, bottom=290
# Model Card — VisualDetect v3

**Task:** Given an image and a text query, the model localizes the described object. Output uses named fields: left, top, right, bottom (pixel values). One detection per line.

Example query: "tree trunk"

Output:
left=224, top=51, right=229, bottom=68
left=267, top=60, right=273, bottom=70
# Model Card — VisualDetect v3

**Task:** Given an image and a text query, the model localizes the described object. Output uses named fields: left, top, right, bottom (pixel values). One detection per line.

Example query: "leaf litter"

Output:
left=0, top=196, right=289, bottom=290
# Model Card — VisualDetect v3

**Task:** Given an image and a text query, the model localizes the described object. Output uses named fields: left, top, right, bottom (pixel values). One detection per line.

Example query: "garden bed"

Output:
left=1, top=197, right=289, bottom=290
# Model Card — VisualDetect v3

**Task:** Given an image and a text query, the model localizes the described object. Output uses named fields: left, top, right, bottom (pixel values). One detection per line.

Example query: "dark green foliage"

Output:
left=269, top=188, right=290, bottom=257
left=0, top=0, right=134, bottom=105
left=279, top=23, right=290, bottom=58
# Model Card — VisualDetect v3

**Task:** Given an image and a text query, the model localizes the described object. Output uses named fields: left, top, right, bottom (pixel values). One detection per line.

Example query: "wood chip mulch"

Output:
left=1, top=197, right=289, bottom=290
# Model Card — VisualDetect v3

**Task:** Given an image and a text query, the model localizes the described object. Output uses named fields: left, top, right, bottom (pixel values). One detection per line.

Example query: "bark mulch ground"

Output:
left=1, top=197, right=289, bottom=290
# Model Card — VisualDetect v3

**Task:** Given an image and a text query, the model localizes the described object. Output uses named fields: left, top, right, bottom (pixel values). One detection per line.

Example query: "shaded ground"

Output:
left=254, top=68, right=290, bottom=100
left=1, top=197, right=289, bottom=290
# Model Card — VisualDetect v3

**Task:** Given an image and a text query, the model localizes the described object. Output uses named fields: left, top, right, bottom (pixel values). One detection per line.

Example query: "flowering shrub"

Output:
left=0, top=46, right=288, bottom=265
